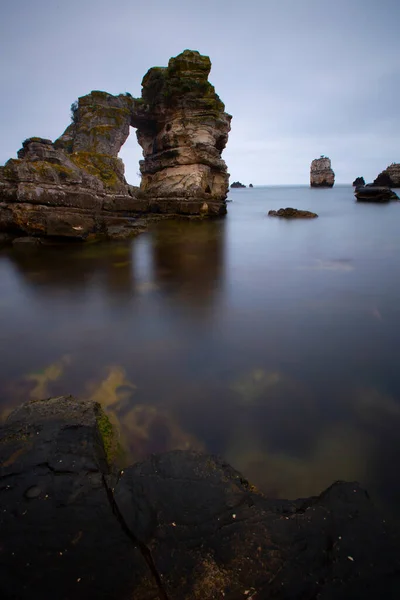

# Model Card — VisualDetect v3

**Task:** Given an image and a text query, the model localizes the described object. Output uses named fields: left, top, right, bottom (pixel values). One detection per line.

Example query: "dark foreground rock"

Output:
left=1, top=397, right=400, bottom=599
left=268, top=207, right=318, bottom=218
left=230, top=181, right=246, bottom=188
left=355, top=186, right=399, bottom=202
left=352, top=176, right=365, bottom=187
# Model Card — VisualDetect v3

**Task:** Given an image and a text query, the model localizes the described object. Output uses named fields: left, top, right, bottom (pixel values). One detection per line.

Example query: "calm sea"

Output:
left=1, top=185, right=400, bottom=512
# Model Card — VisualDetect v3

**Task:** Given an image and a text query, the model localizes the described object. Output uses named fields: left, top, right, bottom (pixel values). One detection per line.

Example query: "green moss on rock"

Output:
left=95, top=407, right=118, bottom=466
left=70, top=151, right=121, bottom=189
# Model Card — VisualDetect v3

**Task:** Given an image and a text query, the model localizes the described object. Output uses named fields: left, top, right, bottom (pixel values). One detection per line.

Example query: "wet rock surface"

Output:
left=310, top=157, right=335, bottom=188
left=355, top=186, right=399, bottom=202
left=1, top=397, right=400, bottom=599
left=0, top=50, right=230, bottom=242
left=268, top=207, right=318, bottom=218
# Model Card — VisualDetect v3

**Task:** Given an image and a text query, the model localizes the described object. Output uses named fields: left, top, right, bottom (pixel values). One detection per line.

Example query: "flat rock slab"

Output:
left=268, top=208, right=318, bottom=218
left=1, top=397, right=400, bottom=599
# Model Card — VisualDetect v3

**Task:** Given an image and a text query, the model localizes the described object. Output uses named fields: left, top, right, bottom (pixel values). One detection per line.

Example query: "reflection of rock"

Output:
left=310, top=156, right=335, bottom=187
left=268, top=208, right=318, bottom=218
left=2, top=396, right=400, bottom=599
left=355, top=185, right=399, bottom=202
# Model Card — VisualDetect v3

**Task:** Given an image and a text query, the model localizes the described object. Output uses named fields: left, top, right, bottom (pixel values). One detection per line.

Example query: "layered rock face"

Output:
left=310, top=157, right=335, bottom=187
left=374, top=163, right=400, bottom=187
left=132, top=49, right=231, bottom=216
left=0, top=50, right=231, bottom=241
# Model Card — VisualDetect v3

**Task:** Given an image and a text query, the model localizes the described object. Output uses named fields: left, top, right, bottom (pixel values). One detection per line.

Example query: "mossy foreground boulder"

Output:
left=1, top=396, right=400, bottom=599
left=0, top=50, right=231, bottom=241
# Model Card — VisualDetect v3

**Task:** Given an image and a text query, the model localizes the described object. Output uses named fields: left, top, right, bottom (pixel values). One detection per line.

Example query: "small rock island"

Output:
left=310, top=156, right=335, bottom=187
left=353, top=176, right=365, bottom=187
left=0, top=50, right=231, bottom=242
left=230, top=181, right=246, bottom=188
left=268, top=208, right=318, bottom=218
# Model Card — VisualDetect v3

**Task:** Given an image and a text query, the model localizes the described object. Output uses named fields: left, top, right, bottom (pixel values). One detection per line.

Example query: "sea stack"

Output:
left=373, top=163, right=400, bottom=188
left=310, top=156, right=335, bottom=188
left=0, top=50, right=231, bottom=242
left=353, top=176, right=365, bottom=187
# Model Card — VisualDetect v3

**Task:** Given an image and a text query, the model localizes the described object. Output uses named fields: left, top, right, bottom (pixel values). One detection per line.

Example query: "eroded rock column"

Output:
left=132, top=49, right=232, bottom=216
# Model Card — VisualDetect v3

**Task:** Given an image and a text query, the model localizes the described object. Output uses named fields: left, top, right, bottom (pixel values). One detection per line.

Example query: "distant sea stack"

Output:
left=373, top=163, right=400, bottom=188
left=230, top=181, right=246, bottom=188
left=353, top=176, right=365, bottom=187
left=310, top=156, right=335, bottom=188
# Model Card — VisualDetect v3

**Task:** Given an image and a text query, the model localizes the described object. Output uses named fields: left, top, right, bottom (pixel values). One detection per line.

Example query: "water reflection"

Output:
left=1, top=188, right=400, bottom=515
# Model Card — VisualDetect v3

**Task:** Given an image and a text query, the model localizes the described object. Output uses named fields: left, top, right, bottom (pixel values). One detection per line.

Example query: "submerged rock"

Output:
left=0, top=50, right=231, bottom=241
left=353, top=176, right=365, bottom=187
left=310, top=156, right=335, bottom=187
left=355, top=186, right=399, bottom=202
left=268, top=207, right=318, bottom=218
left=230, top=181, right=246, bottom=188
left=374, top=163, right=400, bottom=188
left=1, top=396, right=399, bottom=599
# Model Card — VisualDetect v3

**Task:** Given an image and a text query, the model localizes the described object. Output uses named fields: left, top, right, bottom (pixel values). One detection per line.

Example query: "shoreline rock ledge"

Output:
left=1, top=396, right=399, bottom=599
left=0, top=49, right=231, bottom=242
left=310, top=156, right=335, bottom=187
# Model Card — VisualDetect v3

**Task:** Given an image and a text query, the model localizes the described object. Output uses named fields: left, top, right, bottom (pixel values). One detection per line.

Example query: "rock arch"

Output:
left=0, top=50, right=231, bottom=240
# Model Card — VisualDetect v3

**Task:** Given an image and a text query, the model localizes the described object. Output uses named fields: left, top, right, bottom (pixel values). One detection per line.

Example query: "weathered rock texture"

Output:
left=0, top=50, right=231, bottom=241
left=268, top=207, right=318, bottom=218
left=310, top=157, right=335, bottom=187
left=374, top=163, right=400, bottom=188
left=353, top=176, right=365, bottom=187
left=1, top=396, right=400, bottom=599
left=133, top=49, right=231, bottom=217
left=355, top=186, right=399, bottom=203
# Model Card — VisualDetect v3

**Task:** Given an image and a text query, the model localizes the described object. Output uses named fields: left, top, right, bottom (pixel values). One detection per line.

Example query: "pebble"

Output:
left=24, top=485, right=41, bottom=499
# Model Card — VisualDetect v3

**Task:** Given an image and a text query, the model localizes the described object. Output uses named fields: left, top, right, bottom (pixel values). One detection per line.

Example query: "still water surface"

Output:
left=1, top=185, right=400, bottom=511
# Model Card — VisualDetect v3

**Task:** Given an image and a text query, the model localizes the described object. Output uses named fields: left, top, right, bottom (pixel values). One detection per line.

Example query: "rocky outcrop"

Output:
left=249, top=183, right=253, bottom=188
left=268, top=207, right=318, bottom=218
left=355, top=185, right=399, bottom=202
left=230, top=181, right=246, bottom=188
left=310, top=156, right=335, bottom=187
left=374, top=163, right=400, bottom=188
left=353, top=176, right=365, bottom=187
left=1, top=396, right=400, bottom=599
left=133, top=50, right=231, bottom=217
left=0, top=50, right=231, bottom=241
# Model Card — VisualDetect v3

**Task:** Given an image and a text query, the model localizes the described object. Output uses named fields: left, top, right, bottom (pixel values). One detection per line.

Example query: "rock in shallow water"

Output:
left=355, top=186, right=399, bottom=202
left=1, top=396, right=399, bottom=599
left=310, top=156, right=335, bottom=187
left=268, top=207, right=318, bottom=218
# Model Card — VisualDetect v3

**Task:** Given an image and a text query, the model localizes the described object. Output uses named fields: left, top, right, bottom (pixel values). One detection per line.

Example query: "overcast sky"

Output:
left=1, top=0, right=399, bottom=185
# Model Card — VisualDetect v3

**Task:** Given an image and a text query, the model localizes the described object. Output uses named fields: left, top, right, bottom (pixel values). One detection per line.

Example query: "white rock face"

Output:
left=310, top=157, right=335, bottom=188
